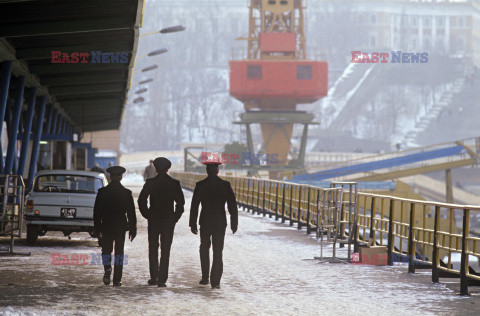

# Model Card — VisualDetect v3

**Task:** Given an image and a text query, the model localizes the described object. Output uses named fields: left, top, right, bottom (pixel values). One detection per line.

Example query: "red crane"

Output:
left=230, top=0, right=328, bottom=178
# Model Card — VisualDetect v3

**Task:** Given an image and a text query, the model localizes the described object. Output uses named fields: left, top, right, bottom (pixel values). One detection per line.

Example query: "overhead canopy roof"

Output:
left=0, top=0, right=144, bottom=132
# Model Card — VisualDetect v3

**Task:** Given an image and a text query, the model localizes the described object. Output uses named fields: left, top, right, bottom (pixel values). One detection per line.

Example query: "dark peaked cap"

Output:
left=153, top=157, right=172, bottom=171
left=106, top=166, right=126, bottom=175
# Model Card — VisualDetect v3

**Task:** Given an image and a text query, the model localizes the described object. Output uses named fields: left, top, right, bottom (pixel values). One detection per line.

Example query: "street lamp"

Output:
left=148, top=48, right=168, bottom=56
left=139, top=78, right=154, bottom=85
left=136, top=48, right=168, bottom=59
left=140, top=25, right=186, bottom=37
left=133, top=97, right=145, bottom=104
left=135, top=88, right=148, bottom=94
left=160, top=25, right=186, bottom=33
left=141, top=64, right=159, bottom=72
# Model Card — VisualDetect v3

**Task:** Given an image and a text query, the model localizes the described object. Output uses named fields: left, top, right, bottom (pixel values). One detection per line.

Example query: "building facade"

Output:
left=314, top=0, right=477, bottom=67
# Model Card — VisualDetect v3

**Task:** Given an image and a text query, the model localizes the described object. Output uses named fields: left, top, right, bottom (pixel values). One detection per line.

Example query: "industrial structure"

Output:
left=229, top=0, right=328, bottom=178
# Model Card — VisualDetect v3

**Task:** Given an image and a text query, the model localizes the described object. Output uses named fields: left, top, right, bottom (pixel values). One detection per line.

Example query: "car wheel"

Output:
left=26, top=225, right=39, bottom=245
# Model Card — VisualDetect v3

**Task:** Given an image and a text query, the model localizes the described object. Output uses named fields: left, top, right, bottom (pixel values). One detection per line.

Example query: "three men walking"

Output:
left=93, top=157, right=238, bottom=289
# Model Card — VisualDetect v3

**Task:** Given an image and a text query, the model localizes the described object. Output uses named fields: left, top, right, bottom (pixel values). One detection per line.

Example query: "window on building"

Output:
left=370, top=14, right=377, bottom=24
left=423, top=38, right=431, bottom=49
left=436, top=16, right=445, bottom=28
left=458, top=17, right=465, bottom=28
left=424, top=17, right=431, bottom=28
left=370, top=34, right=377, bottom=47
left=456, top=36, right=466, bottom=52
left=411, top=16, right=418, bottom=27
left=297, top=65, right=312, bottom=80
left=247, top=65, right=262, bottom=79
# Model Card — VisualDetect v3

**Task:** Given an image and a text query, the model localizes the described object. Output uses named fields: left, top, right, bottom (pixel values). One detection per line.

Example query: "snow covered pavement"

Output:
left=1, top=186, right=480, bottom=315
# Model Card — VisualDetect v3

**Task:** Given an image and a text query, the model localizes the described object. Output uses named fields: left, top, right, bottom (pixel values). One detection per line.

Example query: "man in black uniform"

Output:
left=93, top=166, right=137, bottom=287
left=189, top=162, right=238, bottom=289
left=138, top=157, right=185, bottom=287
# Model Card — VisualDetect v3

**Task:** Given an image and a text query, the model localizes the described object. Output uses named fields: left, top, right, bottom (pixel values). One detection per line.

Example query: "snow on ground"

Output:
left=1, top=186, right=480, bottom=315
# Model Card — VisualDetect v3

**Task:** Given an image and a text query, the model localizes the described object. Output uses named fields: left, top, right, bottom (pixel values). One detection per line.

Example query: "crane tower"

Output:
left=230, top=0, right=328, bottom=178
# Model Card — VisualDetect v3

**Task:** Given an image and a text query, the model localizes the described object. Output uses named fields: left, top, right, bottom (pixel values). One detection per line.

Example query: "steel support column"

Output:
left=56, top=115, right=64, bottom=135
left=446, top=168, right=454, bottom=203
left=44, top=104, right=54, bottom=133
left=17, top=88, right=37, bottom=177
left=5, top=76, right=26, bottom=175
left=0, top=61, right=13, bottom=172
left=27, top=96, right=47, bottom=188
left=51, top=109, right=59, bottom=134
left=61, top=118, right=68, bottom=134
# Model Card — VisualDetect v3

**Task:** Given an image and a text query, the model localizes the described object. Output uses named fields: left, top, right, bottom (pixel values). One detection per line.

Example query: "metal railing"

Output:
left=0, top=174, right=29, bottom=256
left=172, top=171, right=480, bottom=295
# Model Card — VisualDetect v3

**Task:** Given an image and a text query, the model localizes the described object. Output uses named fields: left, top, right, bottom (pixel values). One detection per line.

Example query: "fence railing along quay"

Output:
left=172, top=172, right=480, bottom=295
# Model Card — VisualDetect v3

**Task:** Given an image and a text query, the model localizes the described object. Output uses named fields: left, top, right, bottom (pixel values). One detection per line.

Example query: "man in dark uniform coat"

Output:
left=138, top=157, right=185, bottom=287
left=189, top=162, right=238, bottom=289
left=93, top=166, right=137, bottom=287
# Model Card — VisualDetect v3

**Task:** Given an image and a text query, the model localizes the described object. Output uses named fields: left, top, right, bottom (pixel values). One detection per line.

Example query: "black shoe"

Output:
left=157, top=283, right=167, bottom=288
left=103, top=269, right=112, bottom=285
left=199, top=279, right=209, bottom=285
left=113, top=282, right=122, bottom=287
left=148, top=279, right=158, bottom=286
left=211, top=285, right=220, bottom=289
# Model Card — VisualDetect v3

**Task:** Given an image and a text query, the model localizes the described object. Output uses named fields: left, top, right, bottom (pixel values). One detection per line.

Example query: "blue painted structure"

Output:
left=17, top=88, right=37, bottom=177
left=293, top=146, right=466, bottom=181
left=0, top=60, right=88, bottom=185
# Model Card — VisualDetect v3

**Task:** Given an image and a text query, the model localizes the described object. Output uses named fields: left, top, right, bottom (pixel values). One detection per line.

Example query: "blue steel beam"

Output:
left=0, top=61, right=13, bottom=172
left=61, top=117, right=67, bottom=134
left=5, top=76, right=26, bottom=175
left=44, top=104, right=53, bottom=133
left=27, top=96, right=47, bottom=188
left=17, top=88, right=37, bottom=177
left=57, top=116, right=64, bottom=135
left=51, top=109, right=59, bottom=134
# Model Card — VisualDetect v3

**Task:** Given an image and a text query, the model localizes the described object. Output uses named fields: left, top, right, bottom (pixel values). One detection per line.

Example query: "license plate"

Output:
left=61, top=208, right=76, bottom=218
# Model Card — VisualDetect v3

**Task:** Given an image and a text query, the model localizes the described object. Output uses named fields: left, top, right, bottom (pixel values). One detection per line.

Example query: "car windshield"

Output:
left=34, top=175, right=104, bottom=194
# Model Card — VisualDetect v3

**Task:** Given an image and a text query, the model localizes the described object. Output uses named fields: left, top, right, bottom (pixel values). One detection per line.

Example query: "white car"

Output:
left=25, top=170, right=108, bottom=245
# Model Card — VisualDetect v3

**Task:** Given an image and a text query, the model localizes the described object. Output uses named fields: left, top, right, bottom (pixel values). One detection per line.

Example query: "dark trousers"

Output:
left=101, top=230, right=126, bottom=283
left=148, top=222, right=175, bottom=283
left=200, top=224, right=226, bottom=286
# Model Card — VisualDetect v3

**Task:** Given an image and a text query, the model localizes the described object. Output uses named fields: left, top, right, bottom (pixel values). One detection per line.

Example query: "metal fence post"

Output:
left=256, top=180, right=261, bottom=214
left=289, top=185, right=294, bottom=227
left=274, top=183, right=279, bottom=220
left=281, top=184, right=286, bottom=223
left=460, top=208, right=469, bottom=296
left=432, top=206, right=440, bottom=283
left=369, top=197, right=375, bottom=241
left=297, top=187, right=303, bottom=230
left=262, top=180, right=266, bottom=217
left=387, top=199, right=394, bottom=266
left=408, top=203, right=415, bottom=274
left=306, top=187, right=312, bottom=234
left=246, top=179, right=251, bottom=213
